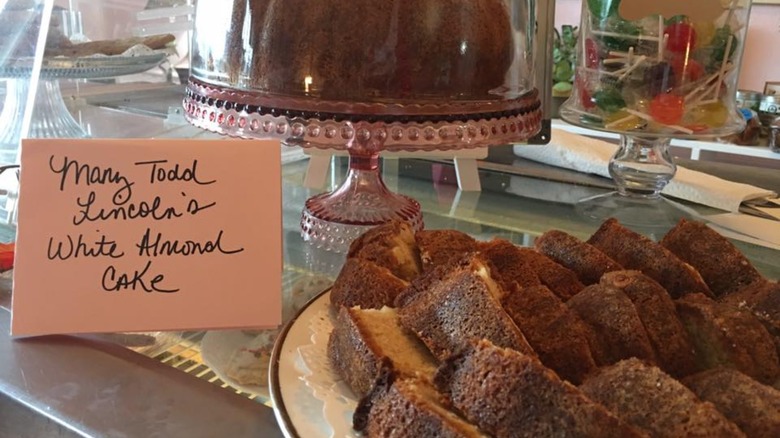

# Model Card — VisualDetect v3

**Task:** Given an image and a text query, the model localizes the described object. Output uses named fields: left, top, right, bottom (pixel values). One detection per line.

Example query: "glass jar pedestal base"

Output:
left=576, top=192, right=694, bottom=238
left=299, top=162, right=424, bottom=253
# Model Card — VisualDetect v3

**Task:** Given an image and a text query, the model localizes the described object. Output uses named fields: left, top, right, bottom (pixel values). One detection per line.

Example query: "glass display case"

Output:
left=1, top=1, right=779, bottom=437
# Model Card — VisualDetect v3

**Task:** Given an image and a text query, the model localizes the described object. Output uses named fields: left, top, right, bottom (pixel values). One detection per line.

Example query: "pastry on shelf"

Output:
left=347, top=220, right=422, bottom=282
left=330, top=258, right=408, bottom=310
left=415, top=229, right=478, bottom=272
left=534, top=229, right=623, bottom=285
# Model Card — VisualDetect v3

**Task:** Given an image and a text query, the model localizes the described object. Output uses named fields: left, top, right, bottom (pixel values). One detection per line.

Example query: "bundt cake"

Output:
left=415, top=229, right=478, bottom=272
left=347, top=220, right=422, bottom=282
left=478, top=239, right=584, bottom=300
left=433, top=340, right=646, bottom=438
left=327, top=306, right=437, bottom=398
left=501, top=284, right=597, bottom=384
left=223, top=0, right=515, bottom=101
left=682, top=367, right=780, bottom=438
left=580, top=358, right=745, bottom=438
left=661, top=219, right=766, bottom=297
left=675, top=293, right=780, bottom=385
left=534, top=229, right=623, bottom=285
left=567, top=284, right=658, bottom=366
left=719, top=281, right=780, bottom=355
left=354, top=372, right=488, bottom=438
left=397, top=253, right=534, bottom=361
left=601, top=271, right=698, bottom=378
left=330, top=258, right=409, bottom=310
left=588, top=218, right=712, bottom=299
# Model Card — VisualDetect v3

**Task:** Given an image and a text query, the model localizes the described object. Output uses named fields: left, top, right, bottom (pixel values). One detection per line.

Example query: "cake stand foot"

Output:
left=300, top=154, right=423, bottom=252
left=576, top=135, right=689, bottom=234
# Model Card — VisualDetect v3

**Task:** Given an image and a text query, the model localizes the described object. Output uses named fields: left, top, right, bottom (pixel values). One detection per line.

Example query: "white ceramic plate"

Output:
left=269, top=290, right=359, bottom=438
left=201, top=329, right=277, bottom=399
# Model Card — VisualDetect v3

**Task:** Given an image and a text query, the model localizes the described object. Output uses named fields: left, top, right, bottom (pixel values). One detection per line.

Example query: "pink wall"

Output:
left=554, top=1, right=780, bottom=93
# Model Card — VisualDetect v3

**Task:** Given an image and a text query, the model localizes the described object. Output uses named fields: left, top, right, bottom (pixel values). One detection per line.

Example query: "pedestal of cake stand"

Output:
left=0, top=78, right=89, bottom=160
left=300, top=148, right=423, bottom=253
left=576, top=134, right=691, bottom=232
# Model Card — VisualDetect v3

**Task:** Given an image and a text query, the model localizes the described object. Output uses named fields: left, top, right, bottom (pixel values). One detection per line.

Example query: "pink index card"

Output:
left=11, top=138, right=282, bottom=336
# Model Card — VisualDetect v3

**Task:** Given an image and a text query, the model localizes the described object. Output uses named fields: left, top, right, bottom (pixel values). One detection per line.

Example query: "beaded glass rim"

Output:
left=183, top=79, right=543, bottom=152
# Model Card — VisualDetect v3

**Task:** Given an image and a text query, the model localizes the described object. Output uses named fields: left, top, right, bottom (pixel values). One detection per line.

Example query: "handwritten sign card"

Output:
left=11, top=138, right=282, bottom=336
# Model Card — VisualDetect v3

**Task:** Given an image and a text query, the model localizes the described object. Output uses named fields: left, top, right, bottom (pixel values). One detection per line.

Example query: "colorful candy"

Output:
left=649, top=94, right=685, bottom=125
left=665, top=22, right=697, bottom=53
left=593, top=88, right=626, bottom=113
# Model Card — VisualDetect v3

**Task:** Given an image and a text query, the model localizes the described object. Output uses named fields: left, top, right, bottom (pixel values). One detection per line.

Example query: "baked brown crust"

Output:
left=433, top=340, right=646, bottom=438
left=327, top=307, right=437, bottom=397
left=347, top=221, right=422, bottom=281
left=580, top=359, right=745, bottom=438
left=397, top=254, right=534, bottom=361
left=601, top=271, right=698, bottom=378
left=415, top=229, right=478, bottom=272
left=588, top=218, right=712, bottom=299
left=683, top=367, right=780, bottom=438
left=501, top=285, right=597, bottom=384
left=535, top=229, right=623, bottom=285
left=46, top=34, right=175, bottom=57
left=567, top=284, right=658, bottom=367
left=675, top=293, right=780, bottom=385
left=330, top=258, right=408, bottom=310
left=720, top=281, right=780, bottom=357
left=479, top=239, right=584, bottom=300
left=661, top=219, right=766, bottom=297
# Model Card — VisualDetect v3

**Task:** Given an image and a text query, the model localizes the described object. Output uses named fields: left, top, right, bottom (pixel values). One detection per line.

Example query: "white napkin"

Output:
left=513, top=128, right=776, bottom=213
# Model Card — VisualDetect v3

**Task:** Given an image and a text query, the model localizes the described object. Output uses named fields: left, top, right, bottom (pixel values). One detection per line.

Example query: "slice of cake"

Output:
left=330, top=258, right=409, bottom=310
left=580, top=358, right=744, bottom=438
left=433, top=340, right=646, bottom=438
left=501, top=284, right=597, bottom=384
left=661, top=219, right=766, bottom=297
left=535, top=229, right=623, bottom=285
left=479, top=239, right=584, bottom=300
left=347, top=220, right=422, bottom=281
left=328, top=306, right=438, bottom=397
left=601, top=270, right=698, bottom=378
left=675, top=293, right=780, bottom=385
left=397, top=254, right=534, bottom=361
left=683, top=367, right=780, bottom=438
left=415, top=229, right=478, bottom=272
left=588, top=218, right=712, bottom=299
left=354, top=372, right=488, bottom=438
left=720, top=281, right=780, bottom=357
left=567, top=284, right=658, bottom=367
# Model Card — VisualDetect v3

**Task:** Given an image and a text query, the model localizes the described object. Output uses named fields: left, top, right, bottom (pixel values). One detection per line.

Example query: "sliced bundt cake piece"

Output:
left=501, top=284, right=597, bottom=384
left=330, top=258, right=409, bottom=310
left=397, top=253, right=534, bottom=361
left=327, top=306, right=438, bottom=398
left=601, top=270, right=698, bottom=378
left=348, top=220, right=422, bottom=281
left=479, top=239, right=584, bottom=300
left=433, top=340, right=646, bottom=438
left=720, top=281, right=780, bottom=357
left=567, top=284, right=657, bottom=367
left=415, top=229, right=478, bottom=272
left=535, top=229, right=623, bottom=285
left=661, top=219, right=766, bottom=297
left=354, top=372, right=488, bottom=438
left=588, top=218, right=712, bottom=299
left=683, top=367, right=780, bottom=438
left=676, top=293, right=780, bottom=385
left=580, top=358, right=745, bottom=438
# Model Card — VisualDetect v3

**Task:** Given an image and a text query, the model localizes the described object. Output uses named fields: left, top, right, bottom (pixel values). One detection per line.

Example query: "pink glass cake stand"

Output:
left=184, top=79, right=542, bottom=251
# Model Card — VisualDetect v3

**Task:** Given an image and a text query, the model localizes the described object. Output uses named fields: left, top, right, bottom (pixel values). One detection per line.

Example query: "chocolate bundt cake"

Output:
left=397, top=254, right=534, bottom=361
left=228, top=0, right=515, bottom=101
left=601, top=271, right=698, bottom=378
left=330, top=258, right=409, bottom=310
left=683, top=368, right=780, bottom=438
left=661, top=219, right=766, bottom=297
left=501, top=285, right=597, bottom=384
left=433, top=340, right=646, bottom=438
left=588, top=218, right=712, bottom=299
left=675, top=293, right=780, bottom=385
left=535, top=229, right=623, bottom=285
left=580, top=359, right=745, bottom=438
left=354, top=372, right=487, bottom=438
left=328, top=306, right=437, bottom=398
left=719, top=281, right=780, bottom=356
